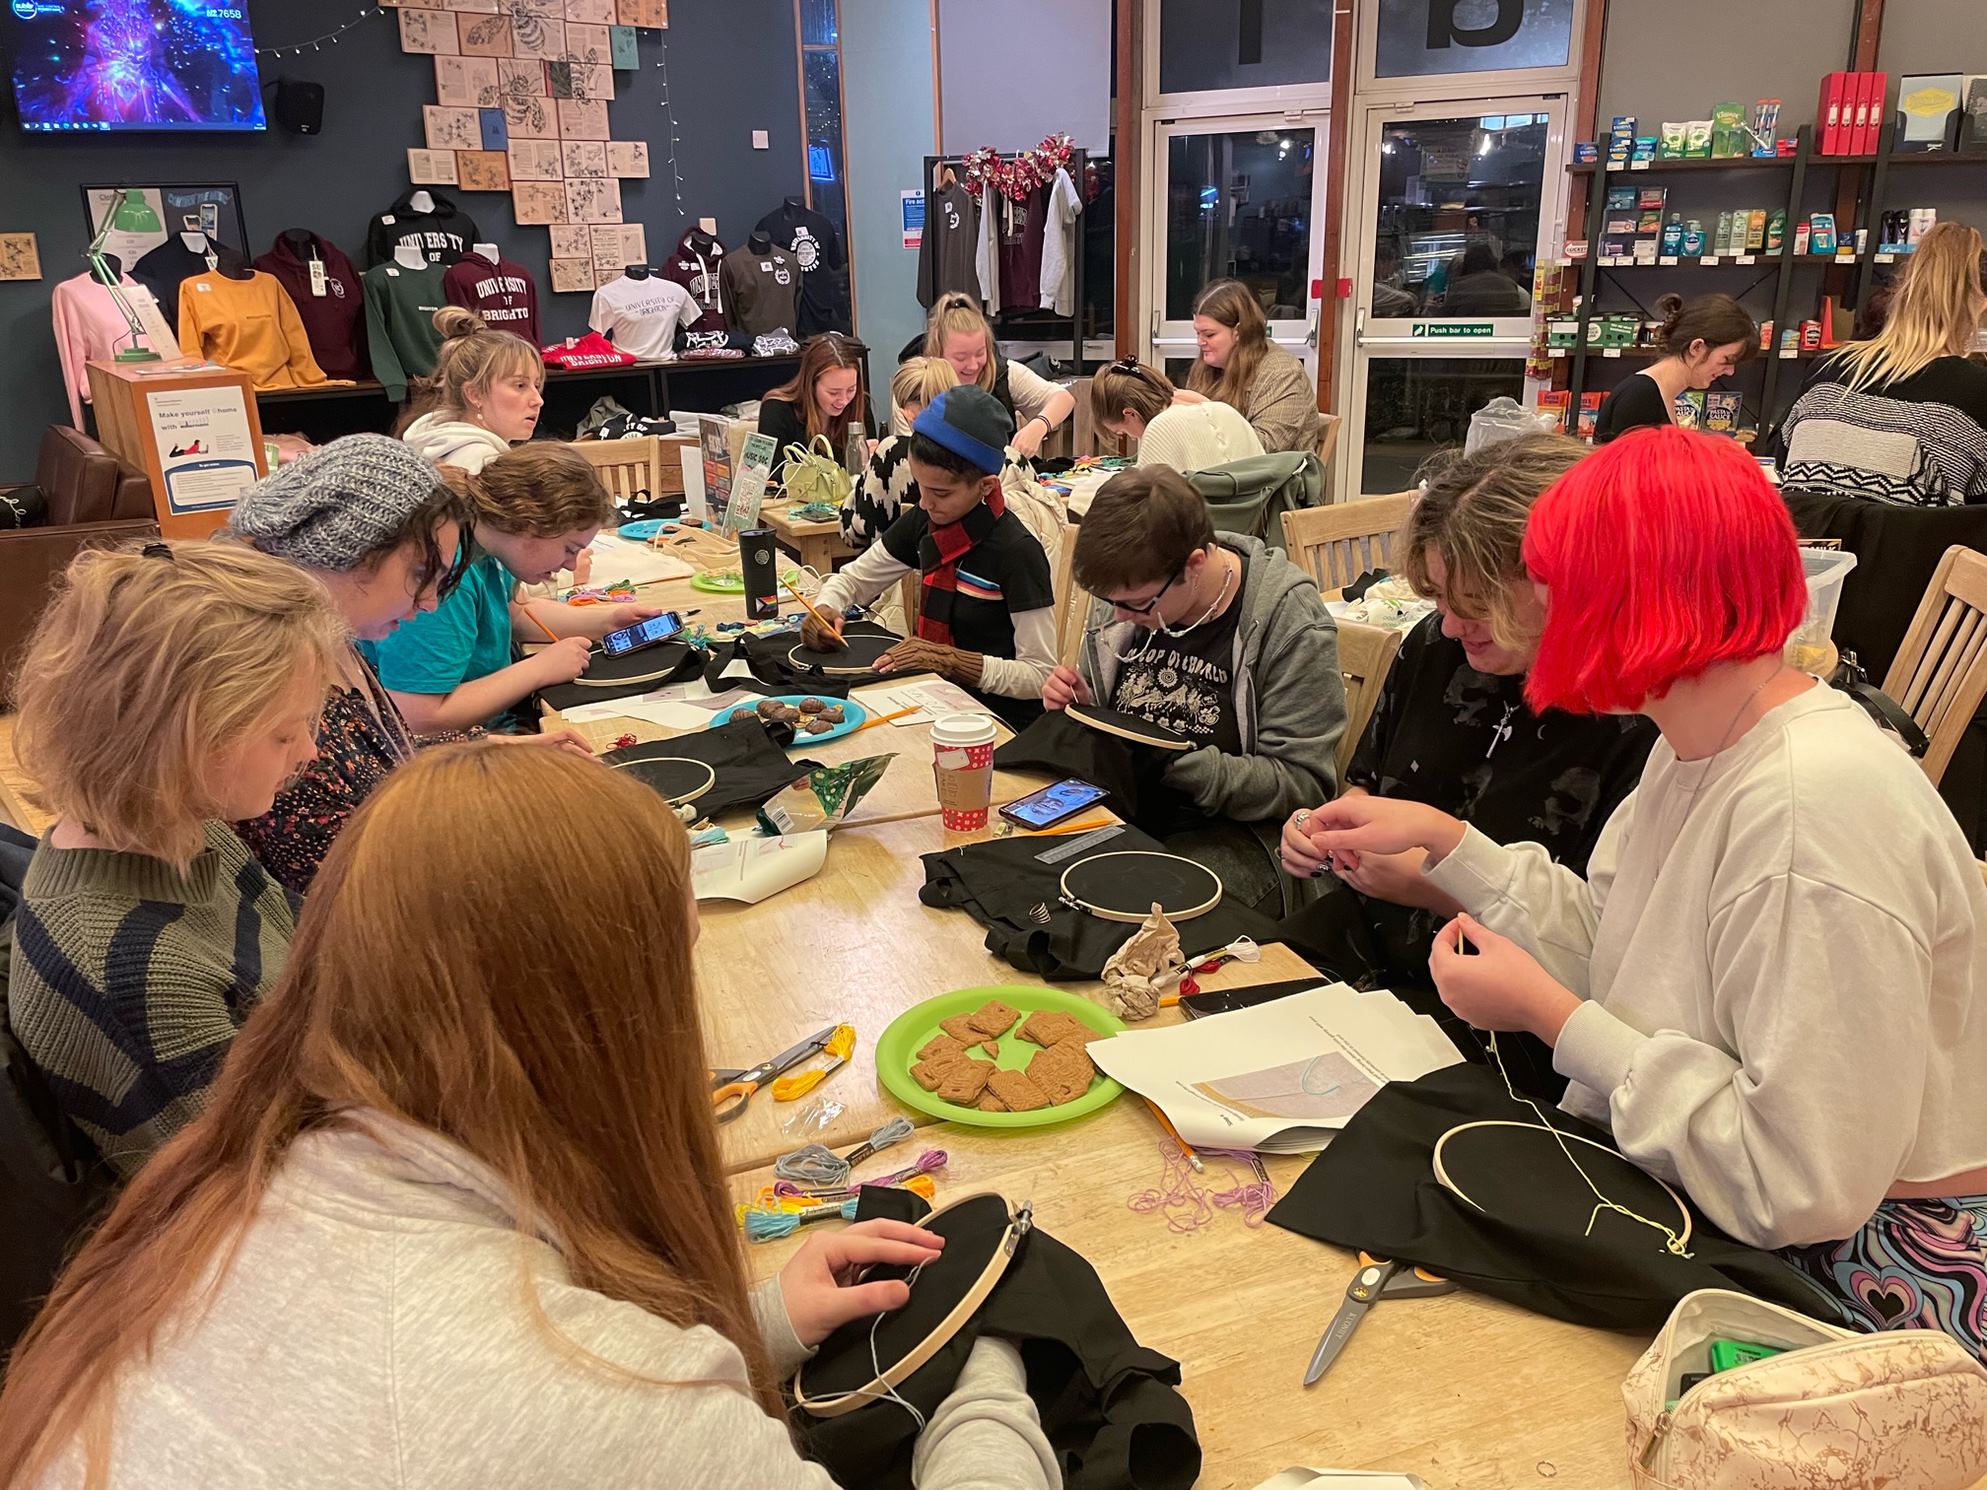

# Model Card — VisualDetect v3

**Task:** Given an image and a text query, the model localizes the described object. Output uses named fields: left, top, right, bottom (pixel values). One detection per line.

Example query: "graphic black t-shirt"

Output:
left=1346, top=613, right=1657, bottom=977
left=1108, top=552, right=1249, bottom=756
left=879, top=506, right=1055, bottom=661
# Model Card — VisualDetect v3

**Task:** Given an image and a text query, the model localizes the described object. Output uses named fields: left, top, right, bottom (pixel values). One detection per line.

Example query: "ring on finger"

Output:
left=1293, top=808, right=1311, bottom=830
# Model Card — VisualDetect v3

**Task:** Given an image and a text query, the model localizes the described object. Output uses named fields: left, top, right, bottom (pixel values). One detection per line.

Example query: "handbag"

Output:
left=781, top=434, right=853, bottom=510
left=1827, top=649, right=1930, bottom=758
left=1623, top=1288, right=1987, bottom=1489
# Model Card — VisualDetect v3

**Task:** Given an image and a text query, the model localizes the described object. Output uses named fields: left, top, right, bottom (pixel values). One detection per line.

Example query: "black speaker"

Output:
left=275, top=80, right=325, bottom=136
left=739, top=528, right=780, bottom=621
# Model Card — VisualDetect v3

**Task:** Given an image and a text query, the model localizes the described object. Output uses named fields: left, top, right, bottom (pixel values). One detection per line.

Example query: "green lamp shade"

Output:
left=109, top=191, right=162, bottom=235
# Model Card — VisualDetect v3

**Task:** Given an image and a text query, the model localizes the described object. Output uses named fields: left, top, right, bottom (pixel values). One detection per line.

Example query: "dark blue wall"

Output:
left=0, top=0, right=806, bottom=478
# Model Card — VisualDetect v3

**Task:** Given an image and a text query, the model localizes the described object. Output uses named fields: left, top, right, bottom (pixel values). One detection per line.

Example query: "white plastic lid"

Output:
left=931, top=712, right=997, bottom=748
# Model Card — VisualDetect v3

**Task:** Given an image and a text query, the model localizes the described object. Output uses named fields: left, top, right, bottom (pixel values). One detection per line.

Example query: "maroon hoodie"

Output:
left=658, top=227, right=728, bottom=339
left=442, top=250, right=541, bottom=347
left=252, top=231, right=368, bottom=381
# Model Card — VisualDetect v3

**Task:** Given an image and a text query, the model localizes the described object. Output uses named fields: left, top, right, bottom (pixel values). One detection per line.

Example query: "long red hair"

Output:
left=0, top=743, right=777, bottom=1489
left=1523, top=425, right=1805, bottom=715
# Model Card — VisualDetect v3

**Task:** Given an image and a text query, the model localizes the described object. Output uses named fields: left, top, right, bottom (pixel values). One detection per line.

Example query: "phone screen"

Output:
left=600, top=612, right=683, bottom=657
left=1001, top=778, right=1109, bottom=830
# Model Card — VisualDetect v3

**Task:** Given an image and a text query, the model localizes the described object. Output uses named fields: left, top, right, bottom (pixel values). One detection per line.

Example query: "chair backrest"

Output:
left=1054, top=519, right=1085, bottom=666
left=1334, top=618, right=1407, bottom=775
left=1880, top=545, right=1987, bottom=786
left=1315, top=411, right=1342, bottom=475
left=571, top=436, right=662, bottom=505
left=1281, top=491, right=1418, bottom=598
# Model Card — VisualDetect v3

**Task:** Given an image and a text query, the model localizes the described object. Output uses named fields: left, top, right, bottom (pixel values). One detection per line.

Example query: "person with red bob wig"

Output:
left=1296, top=426, right=1987, bottom=1357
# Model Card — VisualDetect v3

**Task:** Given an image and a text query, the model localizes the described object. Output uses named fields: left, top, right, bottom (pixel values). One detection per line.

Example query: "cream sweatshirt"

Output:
left=402, top=413, right=511, bottom=475
left=42, top=1114, right=1058, bottom=1490
left=1426, top=685, right=1987, bottom=1250
left=1135, top=400, right=1265, bottom=475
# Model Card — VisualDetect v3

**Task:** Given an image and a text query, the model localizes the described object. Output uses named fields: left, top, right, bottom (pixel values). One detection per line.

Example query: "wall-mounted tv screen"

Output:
left=12, top=0, right=268, bottom=133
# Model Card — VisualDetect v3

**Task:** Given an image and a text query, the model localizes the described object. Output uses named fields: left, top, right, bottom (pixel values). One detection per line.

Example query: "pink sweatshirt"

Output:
left=52, top=273, right=168, bottom=427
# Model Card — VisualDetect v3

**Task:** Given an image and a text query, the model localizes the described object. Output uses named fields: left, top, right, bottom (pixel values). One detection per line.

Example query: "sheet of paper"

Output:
left=585, top=532, right=696, bottom=585
left=719, top=658, right=758, bottom=682
left=562, top=683, right=760, bottom=730
left=1088, top=983, right=1462, bottom=1153
left=855, top=678, right=982, bottom=726
left=691, top=831, right=828, bottom=903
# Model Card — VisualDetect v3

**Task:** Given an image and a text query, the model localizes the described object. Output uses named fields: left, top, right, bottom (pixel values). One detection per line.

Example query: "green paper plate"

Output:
left=692, top=567, right=799, bottom=595
left=877, top=986, right=1125, bottom=1130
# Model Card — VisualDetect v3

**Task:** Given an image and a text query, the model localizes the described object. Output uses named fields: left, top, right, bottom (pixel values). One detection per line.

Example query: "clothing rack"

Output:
left=922, top=148, right=1088, bottom=374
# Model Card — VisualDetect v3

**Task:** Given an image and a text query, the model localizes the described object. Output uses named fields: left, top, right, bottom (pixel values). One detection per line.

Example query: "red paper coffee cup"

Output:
left=932, top=711, right=998, bottom=830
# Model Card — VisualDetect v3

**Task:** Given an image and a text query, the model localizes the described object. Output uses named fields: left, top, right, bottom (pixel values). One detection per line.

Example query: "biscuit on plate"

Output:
left=936, top=1058, right=992, bottom=1105
left=967, top=1000, right=1022, bottom=1037
left=939, top=1014, right=985, bottom=1044
left=984, top=1068, right=1051, bottom=1112
left=976, top=1092, right=1007, bottom=1112
left=917, top=1033, right=969, bottom=1064
left=910, top=1059, right=952, bottom=1092
left=1027, top=1043, right=1094, bottom=1105
left=1018, top=1010, right=1086, bottom=1047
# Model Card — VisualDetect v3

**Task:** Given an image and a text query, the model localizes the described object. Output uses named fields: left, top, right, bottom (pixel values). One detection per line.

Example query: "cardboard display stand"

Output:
left=86, top=359, right=268, bottom=538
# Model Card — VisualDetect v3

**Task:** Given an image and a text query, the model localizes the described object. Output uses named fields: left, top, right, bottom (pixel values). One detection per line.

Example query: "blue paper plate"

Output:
left=710, top=694, right=869, bottom=746
left=616, top=518, right=670, bottom=541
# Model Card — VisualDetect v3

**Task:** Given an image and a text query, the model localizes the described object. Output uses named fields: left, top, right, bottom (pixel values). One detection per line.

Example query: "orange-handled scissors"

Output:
left=710, top=1025, right=838, bottom=1124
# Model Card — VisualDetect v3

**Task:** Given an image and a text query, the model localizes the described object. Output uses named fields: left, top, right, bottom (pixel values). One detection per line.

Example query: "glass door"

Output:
left=1344, top=97, right=1565, bottom=495
left=1148, top=114, right=1328, bottom=383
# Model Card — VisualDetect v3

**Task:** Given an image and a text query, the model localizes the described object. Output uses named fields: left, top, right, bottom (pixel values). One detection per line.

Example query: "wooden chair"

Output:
left=571, top=436, right=663, bottom=505
left=1281, top=491, right=1417, bottom=598
left=1881, top=545, right=1987, bottom=788
left=1054, top=520, right=1088, bottom=667
left=1334, top=618, right=1406, bottom=776
left=1314, top=412, right=1342, bottom=501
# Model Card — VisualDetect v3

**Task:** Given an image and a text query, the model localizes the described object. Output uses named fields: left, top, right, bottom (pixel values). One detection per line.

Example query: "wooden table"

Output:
left=697, top=809, right=1321, bottom=1174
left=760, top=503, right=858, bottom=577
left=731, top=1095, right=1646, bottom=1489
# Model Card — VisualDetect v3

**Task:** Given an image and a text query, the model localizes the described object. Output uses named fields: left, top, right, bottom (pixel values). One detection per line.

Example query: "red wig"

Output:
left=1523, top=425, right=1804, bottom=715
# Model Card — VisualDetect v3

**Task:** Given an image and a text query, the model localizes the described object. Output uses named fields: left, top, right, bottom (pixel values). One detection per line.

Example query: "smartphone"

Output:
left=997, top=777, right=1109, bottom=832
left=599, top=612, right=684, bottom=658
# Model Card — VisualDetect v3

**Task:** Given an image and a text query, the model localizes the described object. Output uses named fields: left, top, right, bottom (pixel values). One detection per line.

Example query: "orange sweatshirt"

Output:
left=177, top=271, right=353, bottom=391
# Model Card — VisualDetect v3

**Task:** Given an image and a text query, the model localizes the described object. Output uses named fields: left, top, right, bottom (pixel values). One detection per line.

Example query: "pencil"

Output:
left=782, top=574, right=842, bottom=643
left=519, top=606, right=562, bottom=645
left=853, top=705, right=920, bottom=732
left=1144, top=1098, right=1204, bottom=1173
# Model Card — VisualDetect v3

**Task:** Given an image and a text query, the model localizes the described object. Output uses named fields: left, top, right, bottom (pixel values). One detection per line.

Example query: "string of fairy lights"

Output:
left=654, top=31, right=687, bottom=218
left=254, top=5, right=385, bottom=59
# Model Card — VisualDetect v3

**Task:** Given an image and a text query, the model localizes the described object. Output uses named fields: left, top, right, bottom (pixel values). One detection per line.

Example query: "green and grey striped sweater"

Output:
left=6, top=822, right=297, bottom=1178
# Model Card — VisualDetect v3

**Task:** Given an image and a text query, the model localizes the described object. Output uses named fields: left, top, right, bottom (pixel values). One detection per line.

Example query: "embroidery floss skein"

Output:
left=775, top=1149, right=948, bottom=1201
left=773, top=1116, right=916, bottom=1188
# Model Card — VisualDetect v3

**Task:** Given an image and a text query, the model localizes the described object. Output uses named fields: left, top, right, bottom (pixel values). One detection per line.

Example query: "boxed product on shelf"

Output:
left=1576, top=392, right=1605, bottom=440
left=1632, top=136, right=1657, bottom=165
left=1546, top=318, right=1578, bottom=348
left=1673, top=389, right=1707, bottom=430
left=1658, top=122, right=1686, bottom=159
left=1705, top=391, right=1742, bottom=434
left=1747, top=210, right=1767, bottom=252
left=1637, top=185, right=1668, bottom=213
left=1962, top=77, right=1987, bottom=155
left=1632, top=239, right=1659, bottom=265
left=1536, top=389, right=1571, bottom=434
left=1896, top=73, right=1963, bottom=152
left=1711, top=101, right=1747, bottom=156
left=1748, top=98, right=1782, bottom=155
left=1573, top=140, right=1599, bottom=163
left=1602, top=314, right=1640, bottom=347
left=1684, top=120, right=1714, bottom=158
left=1565, top=238, right=1590, bottom=260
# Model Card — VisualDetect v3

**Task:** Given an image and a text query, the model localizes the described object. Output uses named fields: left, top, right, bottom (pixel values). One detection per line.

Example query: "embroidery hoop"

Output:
left=1065, top=702, right=1193, bottom=753
left=1431, top=1119, right=1694, bottom=1249
left=790, top=1191, right=1030, bottom=1419
left=565, top=640, right=695, bottom=690
left=604, top=750, right=716, bottom=806
left=789, top=631, right=897, bottom=677
left=1058, top=850, right=1222, bottom=924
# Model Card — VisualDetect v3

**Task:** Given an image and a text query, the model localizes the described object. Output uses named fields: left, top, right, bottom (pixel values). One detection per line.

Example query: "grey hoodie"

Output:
left=402, top=412, right=511, bottom=475
left=1075, top=531, right=1345, bottom=824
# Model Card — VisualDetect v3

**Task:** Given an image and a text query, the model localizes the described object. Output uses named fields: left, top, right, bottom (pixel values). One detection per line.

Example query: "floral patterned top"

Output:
left=235, top=651, right=419, bottom=895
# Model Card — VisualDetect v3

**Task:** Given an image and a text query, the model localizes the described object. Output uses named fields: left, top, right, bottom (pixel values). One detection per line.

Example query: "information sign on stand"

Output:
left=85, top=359, right=267, bottom=537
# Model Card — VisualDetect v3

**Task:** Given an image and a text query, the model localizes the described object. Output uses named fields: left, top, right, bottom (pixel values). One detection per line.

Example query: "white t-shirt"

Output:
left=587, top=275, right=698, bottom=361
left=1135, top=399, right=1266, bottom=474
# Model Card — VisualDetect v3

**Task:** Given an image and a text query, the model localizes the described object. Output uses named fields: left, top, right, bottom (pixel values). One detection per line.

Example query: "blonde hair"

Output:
left=11, top=540, right=346, bottom=870
left=890, top=355, right=959, bottom=418
left=1832, top=222, right=1986, bottom=394
left=440, top=442, right=614, bottom=538
left=407, top=306, right=545, bottom=425
left=1185, top=280, right=1269, bottom=411
left=1090, top=359, right=1176, bottom=428
left=1400, top=431, right=1589, bottom=650
left=0, top=744, right=778, bottom=1490
left=923, top=292, right=999, bottom=393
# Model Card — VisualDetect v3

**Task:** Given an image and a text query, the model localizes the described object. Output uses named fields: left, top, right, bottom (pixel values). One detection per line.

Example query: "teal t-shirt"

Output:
left=360, top=550, right=518, bottom=724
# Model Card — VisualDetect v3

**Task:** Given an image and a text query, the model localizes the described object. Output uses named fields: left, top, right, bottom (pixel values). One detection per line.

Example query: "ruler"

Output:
left=1034, top=823, right=1127, bottom=864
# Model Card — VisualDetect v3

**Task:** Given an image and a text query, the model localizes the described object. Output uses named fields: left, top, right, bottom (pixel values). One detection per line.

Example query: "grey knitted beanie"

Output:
left=230, top=434, right=450, bottom=572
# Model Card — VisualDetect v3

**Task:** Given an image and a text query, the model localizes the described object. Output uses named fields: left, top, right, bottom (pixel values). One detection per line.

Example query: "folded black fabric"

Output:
left=603, top=718, right=822, bottom=816
left=796, top=1200, right=1199, bottom=1490
left=538, top=640, right=707, bottom=713
left=919, top=827, right=1281, bottom=980
left=991, top=711, right=1187, bottom=823
left=1266, top=1063, right=1850, bottom=1331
